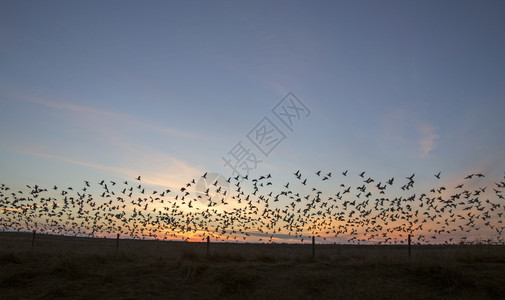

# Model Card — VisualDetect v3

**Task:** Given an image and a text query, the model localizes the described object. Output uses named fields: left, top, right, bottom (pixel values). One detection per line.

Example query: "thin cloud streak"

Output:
left=18, top=149, right=202, bottom=191
left=19, top=150, right=139, bottom=178
left=8, top=92, right=197, bottom=139
left=418, top=123, right=439, bottom=157
left=380, top=107, right=439, bottom=158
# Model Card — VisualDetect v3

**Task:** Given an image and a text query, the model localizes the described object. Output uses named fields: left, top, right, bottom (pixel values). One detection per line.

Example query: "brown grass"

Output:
left=1, top=232, right=505, bottom=299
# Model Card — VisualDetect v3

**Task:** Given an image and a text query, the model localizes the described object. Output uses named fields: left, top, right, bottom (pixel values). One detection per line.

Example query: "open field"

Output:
left=1, top=232, right=505, bottom=299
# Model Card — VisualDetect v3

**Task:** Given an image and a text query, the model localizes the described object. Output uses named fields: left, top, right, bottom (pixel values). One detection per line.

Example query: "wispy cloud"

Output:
left=1, top=91, right=213, bottom=190
left=9, top=92, right=119, bottom=117
left=28, top=151, right=134, bottom=176
left=21, top=149, right=202, bottom=190
left=8, top=92, right=197, bottom=139
left=418, top=122, right=439, bottom=157
left=380, top=107, right=439, bottom=158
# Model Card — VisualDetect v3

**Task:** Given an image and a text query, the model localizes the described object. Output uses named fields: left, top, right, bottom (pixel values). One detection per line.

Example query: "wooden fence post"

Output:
left=206, top=236, right=210, bottom=256
left=116, top=234, right=120, bottom=250
left=408, top=234, right=411, bottom=259
left=31, top=230, right=36, bottom=250
left=312, top=236, right=315, bottom=259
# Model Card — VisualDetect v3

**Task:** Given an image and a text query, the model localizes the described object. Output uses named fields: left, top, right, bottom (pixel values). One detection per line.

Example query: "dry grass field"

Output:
left=1, top=232, right=505, bottom=299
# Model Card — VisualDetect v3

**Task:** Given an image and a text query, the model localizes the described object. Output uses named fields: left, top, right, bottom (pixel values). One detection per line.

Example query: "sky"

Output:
left=1, top=1, right=505, bottom=243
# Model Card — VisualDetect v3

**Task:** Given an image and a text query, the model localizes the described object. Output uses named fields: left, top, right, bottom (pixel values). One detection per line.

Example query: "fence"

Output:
left=9, top=231, right=428, bottom=260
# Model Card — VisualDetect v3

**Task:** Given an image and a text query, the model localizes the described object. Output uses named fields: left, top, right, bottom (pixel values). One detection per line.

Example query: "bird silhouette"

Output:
left=1, top=168, right=504, bottom=245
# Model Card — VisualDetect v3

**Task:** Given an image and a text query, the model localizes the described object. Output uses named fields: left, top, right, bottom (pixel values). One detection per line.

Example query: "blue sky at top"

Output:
left=1, top=0, right=504, bottom=194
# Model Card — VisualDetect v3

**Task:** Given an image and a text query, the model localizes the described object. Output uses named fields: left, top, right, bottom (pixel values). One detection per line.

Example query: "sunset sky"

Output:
left=1, top=1, right=505, bottom=243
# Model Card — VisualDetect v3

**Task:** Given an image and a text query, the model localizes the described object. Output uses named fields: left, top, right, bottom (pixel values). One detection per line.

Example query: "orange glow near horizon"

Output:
left=1, top=170, right=505, bottom=245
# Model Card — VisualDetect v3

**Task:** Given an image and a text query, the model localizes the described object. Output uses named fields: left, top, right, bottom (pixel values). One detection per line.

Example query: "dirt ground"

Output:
left=1, top=232, right=505, bottom=299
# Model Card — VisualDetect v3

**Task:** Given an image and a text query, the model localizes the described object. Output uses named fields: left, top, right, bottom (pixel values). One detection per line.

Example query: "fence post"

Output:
left=116, top=234, right=120, bottom=250
left=31, top=230, right=36, bottom=250
left=312, top=236, right=315, bottom=259
left=206, top=236, right=210, bottom=256
left=408, top=234, right=411, bottom=259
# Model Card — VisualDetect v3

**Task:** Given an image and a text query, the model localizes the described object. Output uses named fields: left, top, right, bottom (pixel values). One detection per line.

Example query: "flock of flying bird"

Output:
left=1, top=169, right=505, bottom=245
